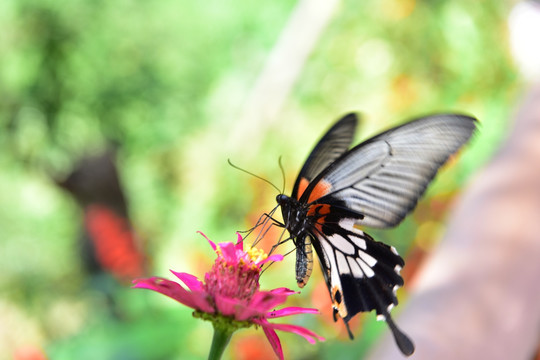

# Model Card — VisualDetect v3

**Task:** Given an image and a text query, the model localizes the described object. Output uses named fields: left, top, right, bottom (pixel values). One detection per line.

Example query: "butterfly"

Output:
left=273, top=113, right=477, bottom=356
left=57, top=151, right=146, bottom=284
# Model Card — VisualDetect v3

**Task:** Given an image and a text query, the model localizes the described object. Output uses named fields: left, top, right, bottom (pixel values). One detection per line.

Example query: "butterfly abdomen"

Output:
left=295, top=235, right=313, bottom=288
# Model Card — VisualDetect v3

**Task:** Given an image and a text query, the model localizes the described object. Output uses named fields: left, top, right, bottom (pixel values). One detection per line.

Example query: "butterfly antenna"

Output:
left=278, top=156, right=286, bottom=194
left=227, top=159, right=280, bottom=193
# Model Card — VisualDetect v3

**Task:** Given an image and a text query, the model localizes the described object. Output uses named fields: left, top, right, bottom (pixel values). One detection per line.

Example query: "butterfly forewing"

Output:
left=303, top=114, right=477, bottom=228
left=292, top=113, right=358, bottom=200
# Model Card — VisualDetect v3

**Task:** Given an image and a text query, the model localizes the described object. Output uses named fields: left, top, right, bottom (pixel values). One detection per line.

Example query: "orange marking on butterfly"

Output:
left=297, top=177, right=310, bottom=199
left=309, top=180, right=333, bottom=203
left=331, top=285, right=348, bottom=318
left=307, top=204, right=332, bottom=232
left=307, top=204, right=331, bottom=217
left=297, top=178, right=332, bottom=202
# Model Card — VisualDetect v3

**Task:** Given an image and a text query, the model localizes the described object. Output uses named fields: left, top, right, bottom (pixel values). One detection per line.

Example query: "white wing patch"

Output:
left=357, top=258, right=376, bottom=278
left=320, top=238, right=348, bottom=317
left=358, top=251, right=378, bottom=268
left=339, top=218, right=367, bottom=249
left=318, top=230, right=380, bottom=291
left=320, top=229, right=379, bottom=279
left=321, top=240, right=342, bottom=284
left=327, top=233, right=355, bottom=255
left=338, top=218, right=356, bottom=229
left=350, top=235, right=367, bottom=250
left=347, top=256, right=364, bottom=278
left=336, top=251, right=349, bottom=272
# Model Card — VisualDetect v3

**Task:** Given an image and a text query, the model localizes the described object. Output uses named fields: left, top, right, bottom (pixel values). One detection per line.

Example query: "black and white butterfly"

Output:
left=270, top=113, right=477, bottom=356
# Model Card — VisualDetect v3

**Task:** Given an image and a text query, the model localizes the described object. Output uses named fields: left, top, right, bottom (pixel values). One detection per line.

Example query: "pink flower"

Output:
left=133, top=232, right=324, bottom=360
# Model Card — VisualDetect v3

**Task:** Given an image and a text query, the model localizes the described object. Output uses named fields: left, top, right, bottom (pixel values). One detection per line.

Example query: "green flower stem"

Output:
left=194, top=311, right=252, bottom=360
left=208, top=325, right=233, bottom=360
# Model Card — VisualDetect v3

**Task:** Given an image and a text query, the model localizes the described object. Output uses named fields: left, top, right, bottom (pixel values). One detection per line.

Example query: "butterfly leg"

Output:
left=238, top=209, right=277, bottom=236
left=266, top=227, right=292, bottom=255
left=240, top=205, right=281, bottom=244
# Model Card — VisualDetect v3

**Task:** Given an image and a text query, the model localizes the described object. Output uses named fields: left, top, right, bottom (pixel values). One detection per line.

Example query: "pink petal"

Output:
left=218, top=241, right=239, bottom=262
left=213, top=294, right=242, bottom=317
left=214, top=294, right=269, bottom=322
left=132, top=277, right=214, bottom=314
left=235, top=233, right=244, bottom=248
left=235, top=289, right=298, bottom=321
left=197, top=231, right=217, bottom=250
left=261, top=322, right=284, bottom=360
left=132, top=277, right=195, bottom=306
left=269, top=287, right=297, bottom=296
left=187, top=291, right=216, bottom=314
left=248, top=290, right=289, bottom=313
left=257, top=254, right=284, bottom=266
left=234, top=302, right=265, bottom=321
left=261, top=322, right=325, bottom=344
left=267, top=307, right=320, bottom=318
left=267, top=254, right=284, bottom=262
left=170, top=271, right=203, bottom=291
left=213, top=295, right=269, bottom=321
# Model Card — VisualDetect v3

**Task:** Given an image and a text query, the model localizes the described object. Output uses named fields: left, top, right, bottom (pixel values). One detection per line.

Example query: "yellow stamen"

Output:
left=246, top=247, right=268, bottom=264
left=215, top=246, right=223, bottom=257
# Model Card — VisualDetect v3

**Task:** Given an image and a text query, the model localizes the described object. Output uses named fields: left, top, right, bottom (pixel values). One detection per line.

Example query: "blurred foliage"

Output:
left=0, top=0, right=521, bottom=359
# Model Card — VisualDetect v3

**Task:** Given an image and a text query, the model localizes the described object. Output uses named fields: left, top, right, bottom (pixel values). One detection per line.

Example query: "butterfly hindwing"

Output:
left=309, top=212, right=414, bottom=355
left=301, top=114, right=477, bottom=228
left=306, top=204, right=403, bottom=316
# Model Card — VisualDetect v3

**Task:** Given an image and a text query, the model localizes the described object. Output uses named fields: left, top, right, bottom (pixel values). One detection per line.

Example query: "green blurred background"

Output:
left=0, top=0, right=522, bottom=359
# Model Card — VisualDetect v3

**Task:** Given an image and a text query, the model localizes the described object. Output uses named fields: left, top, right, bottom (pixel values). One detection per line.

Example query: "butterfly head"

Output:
left=276, top=194, right=294, bottom=231
left=276, top=194, right=310, bottom=237
left=275, top=194, right=289, bottom=206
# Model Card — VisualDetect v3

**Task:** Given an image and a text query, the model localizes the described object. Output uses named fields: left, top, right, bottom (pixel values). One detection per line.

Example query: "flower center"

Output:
left=203, top=245, right=264, bottom=301
left=245, top=247, right=267, bottom=267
